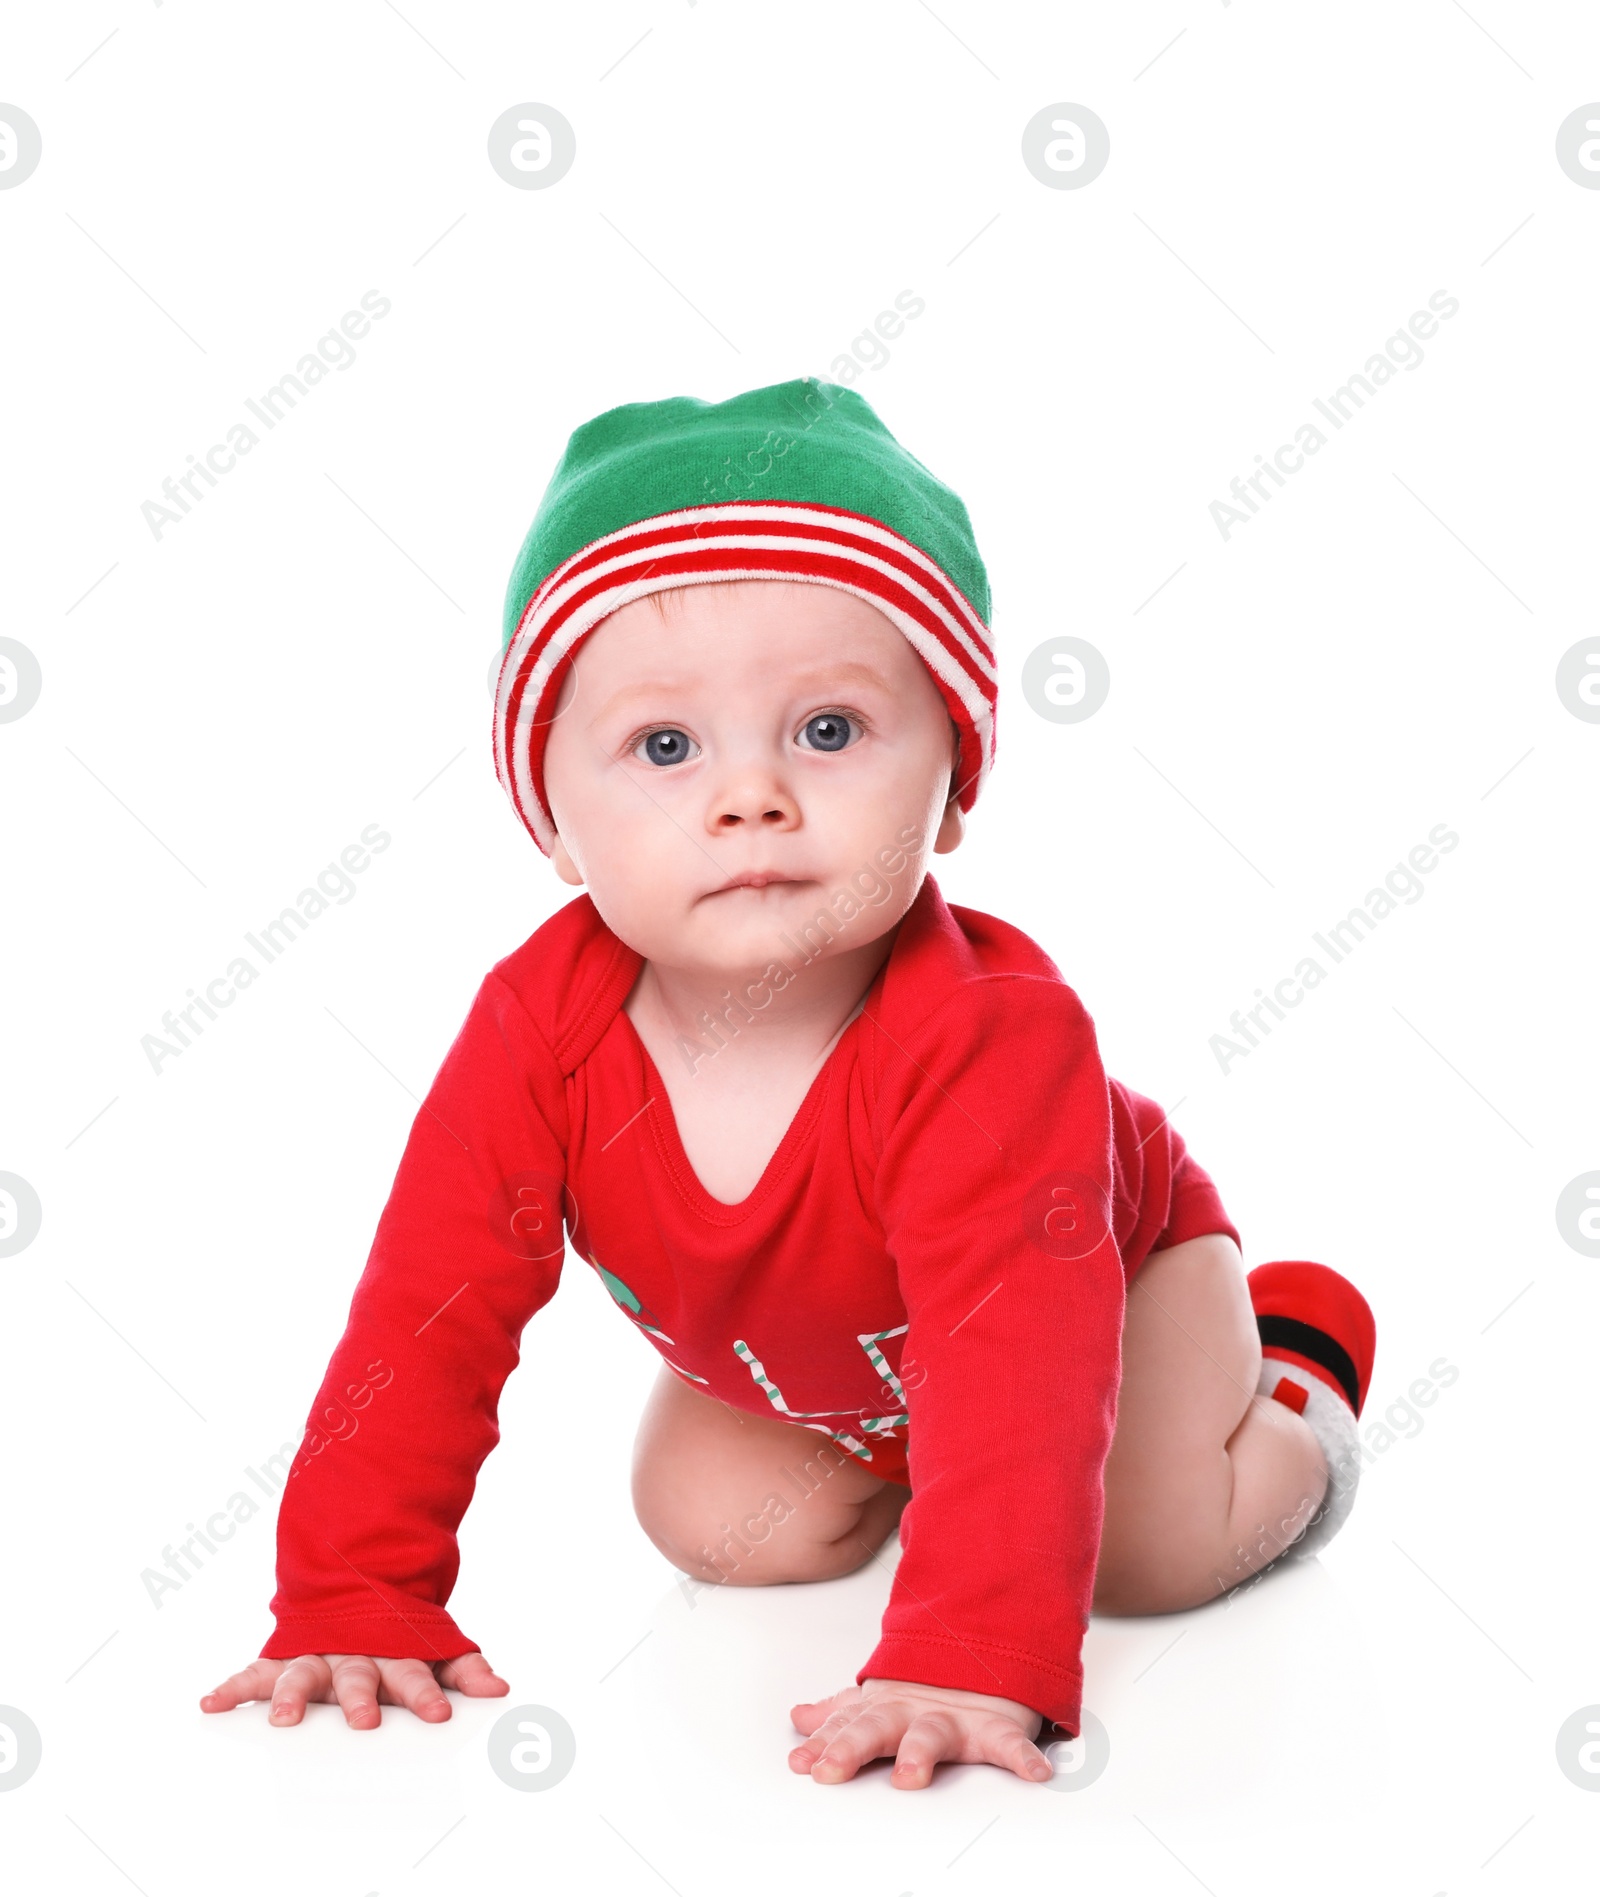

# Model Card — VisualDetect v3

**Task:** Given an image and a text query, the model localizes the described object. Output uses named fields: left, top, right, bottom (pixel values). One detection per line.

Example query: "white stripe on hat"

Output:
left=524, top=502, right=992, bottom=653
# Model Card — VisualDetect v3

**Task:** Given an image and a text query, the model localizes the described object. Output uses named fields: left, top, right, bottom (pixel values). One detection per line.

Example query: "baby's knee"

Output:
left=634, top=1473, right=903, bottom=1587
left=644, top=1512, right=871, bottom=1587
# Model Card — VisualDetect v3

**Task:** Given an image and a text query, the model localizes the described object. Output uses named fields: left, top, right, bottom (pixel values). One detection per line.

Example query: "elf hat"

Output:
left=493, top=377, right=996, bottom=856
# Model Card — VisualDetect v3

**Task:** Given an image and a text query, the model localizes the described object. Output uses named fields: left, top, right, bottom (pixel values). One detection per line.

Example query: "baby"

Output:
left=201, top=378, right=1377, bottom=1789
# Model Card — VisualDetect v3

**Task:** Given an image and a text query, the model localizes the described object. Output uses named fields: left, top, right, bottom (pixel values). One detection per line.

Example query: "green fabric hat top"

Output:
left=493, top=377, right=998, bottom=854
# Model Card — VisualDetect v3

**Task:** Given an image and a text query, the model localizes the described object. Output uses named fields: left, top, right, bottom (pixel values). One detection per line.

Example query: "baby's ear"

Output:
left=549, top=833, right=585, bottom=887
left=933, top=794, right=965, bottom=855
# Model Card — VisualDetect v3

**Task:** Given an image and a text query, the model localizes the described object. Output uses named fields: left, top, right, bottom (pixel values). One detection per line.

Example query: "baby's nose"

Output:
left=709, top=767, right=800, bottom=831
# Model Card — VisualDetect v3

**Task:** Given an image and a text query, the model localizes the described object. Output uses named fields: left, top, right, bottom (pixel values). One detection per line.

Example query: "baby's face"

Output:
left=541, top=580, right=962, bottom=974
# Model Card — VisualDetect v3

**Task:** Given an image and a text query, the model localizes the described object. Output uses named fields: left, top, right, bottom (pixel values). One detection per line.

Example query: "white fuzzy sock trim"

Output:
left=1256, top=1356, right=1362, bottom=1560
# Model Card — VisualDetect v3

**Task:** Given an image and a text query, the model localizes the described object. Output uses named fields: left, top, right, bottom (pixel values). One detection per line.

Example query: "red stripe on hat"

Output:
left=519, top=539, right=995, bottom=728
left=524, top=502, right=995, bottom=669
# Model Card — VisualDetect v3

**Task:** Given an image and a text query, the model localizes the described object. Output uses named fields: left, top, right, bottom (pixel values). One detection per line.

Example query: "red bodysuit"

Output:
left=259, top=875, right=1236, bottom=1731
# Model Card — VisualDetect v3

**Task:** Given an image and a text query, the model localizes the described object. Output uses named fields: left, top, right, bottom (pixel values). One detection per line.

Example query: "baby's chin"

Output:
left=601, top=879, right=847, bottom=971
left=683, top=877, right=830, bottom=960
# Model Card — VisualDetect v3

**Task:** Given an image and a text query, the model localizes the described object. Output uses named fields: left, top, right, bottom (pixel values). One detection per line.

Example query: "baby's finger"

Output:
left=437, top=1651, right=509, bottom=1697
left=377, top=1657, right=453, bottom=1722
left=889, top=1713, right=1047, bottom=1790
left=984, top=1717, right=1055, bottom=1785
left=807, top=1703, right=909, bottom=1784
left=326, top=1655, right=384, bottom=1730
left=787, top=1706, right=864, bottom=1773
left=885, top=1711, right=962, bottom=1790
left=199, top=1659, right=284, bottom=1714
left=268, top=1655, right=331, bottom=1726
left=788, top=1686, right=862, bottom=1740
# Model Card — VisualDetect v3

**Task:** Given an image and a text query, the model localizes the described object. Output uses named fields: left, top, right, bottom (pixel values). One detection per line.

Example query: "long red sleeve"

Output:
left=260, top=971, right=570, bottom=1661
left=854, top=973, right=1126, bottom=1729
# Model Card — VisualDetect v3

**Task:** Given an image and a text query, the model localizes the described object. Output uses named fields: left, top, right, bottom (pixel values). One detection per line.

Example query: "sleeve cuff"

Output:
left=856, top=1631, right=1083, bottom=1733
left=260, top=1608, right=478, bottom=1663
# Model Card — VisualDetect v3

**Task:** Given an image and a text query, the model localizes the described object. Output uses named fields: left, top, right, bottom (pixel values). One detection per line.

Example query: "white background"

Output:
left=3, top=2, right=1598, bottom=1890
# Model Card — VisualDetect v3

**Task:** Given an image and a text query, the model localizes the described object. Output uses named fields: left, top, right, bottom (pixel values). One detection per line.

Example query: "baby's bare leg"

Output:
left=1093, top=1232, right=1328, bottom=1615
left=632, top=1365, right=910, bottom=1585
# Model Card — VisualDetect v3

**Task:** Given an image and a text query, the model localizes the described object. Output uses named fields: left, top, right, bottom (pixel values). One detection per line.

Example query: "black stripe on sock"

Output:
left=1256, top=1315, right=1360, bottom=1413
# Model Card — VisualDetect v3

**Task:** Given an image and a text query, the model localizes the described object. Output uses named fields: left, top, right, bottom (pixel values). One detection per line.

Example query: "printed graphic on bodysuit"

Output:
left=733, top=1324, right=911, bottom=1465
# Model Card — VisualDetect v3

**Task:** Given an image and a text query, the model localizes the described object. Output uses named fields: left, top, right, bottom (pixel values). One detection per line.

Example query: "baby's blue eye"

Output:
left=799, top=713, right=855, bottom=753
left=636, top=728, right=697, bottom=767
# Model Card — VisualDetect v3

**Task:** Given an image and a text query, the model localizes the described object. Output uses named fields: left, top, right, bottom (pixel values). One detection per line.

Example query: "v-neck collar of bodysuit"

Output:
left=616, top=1003, right=863, bottom=1224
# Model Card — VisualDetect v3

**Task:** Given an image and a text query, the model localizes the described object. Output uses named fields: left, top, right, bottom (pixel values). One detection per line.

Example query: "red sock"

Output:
left=1247, top=1260, right=1376, bottom=1419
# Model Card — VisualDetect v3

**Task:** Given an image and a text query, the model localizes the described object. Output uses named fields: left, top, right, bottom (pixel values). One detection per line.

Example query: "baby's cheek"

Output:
left=585, top=845, right=704, bottom=961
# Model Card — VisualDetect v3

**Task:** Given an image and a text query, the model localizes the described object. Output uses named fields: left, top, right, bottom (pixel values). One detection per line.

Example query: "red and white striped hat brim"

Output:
left=492, top=500, right=997, bottom=854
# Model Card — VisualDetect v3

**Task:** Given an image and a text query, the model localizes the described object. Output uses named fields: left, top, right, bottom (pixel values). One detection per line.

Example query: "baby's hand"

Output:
left=200, top=1652, right=509, bottom=1729
left=789, top=1678, right=1052, bottom=1789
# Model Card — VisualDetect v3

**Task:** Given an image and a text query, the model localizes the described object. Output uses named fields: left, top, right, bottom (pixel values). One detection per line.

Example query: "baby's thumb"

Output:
left=788, top=1685, right=858, bottom=1734
left=438, top=1651, right=510, bottom=1694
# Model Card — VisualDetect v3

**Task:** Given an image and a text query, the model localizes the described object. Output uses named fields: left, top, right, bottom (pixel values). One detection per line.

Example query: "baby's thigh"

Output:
left=1098, top=1234, right=1258, bottom=1558
left=630, top=1364, right=906, bottom=1585
left=1114, top=1231, right=1258, bottom=1456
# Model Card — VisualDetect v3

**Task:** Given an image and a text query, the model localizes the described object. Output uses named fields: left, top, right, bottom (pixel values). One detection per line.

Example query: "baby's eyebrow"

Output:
left=592, top=680, right=692, bottom=722
left=787, top=661, right=896, bottom=695
left=592, top=662, right=895, bottom=724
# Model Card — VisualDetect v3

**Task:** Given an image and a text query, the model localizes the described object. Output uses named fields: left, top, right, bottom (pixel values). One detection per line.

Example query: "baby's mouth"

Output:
left=707, top=873, right=809, bottom=897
